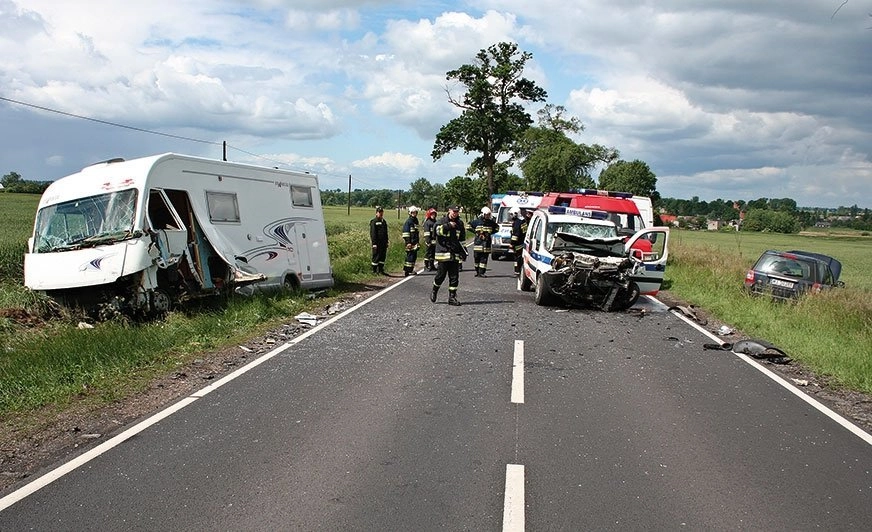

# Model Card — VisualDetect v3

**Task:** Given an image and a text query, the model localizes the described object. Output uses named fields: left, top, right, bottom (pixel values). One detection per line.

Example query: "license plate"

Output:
left=769, top=278, right=794, bottom=289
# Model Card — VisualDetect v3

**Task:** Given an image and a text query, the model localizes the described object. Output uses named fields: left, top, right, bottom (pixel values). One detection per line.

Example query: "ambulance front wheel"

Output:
left=534, top=274, right=556, bottom=306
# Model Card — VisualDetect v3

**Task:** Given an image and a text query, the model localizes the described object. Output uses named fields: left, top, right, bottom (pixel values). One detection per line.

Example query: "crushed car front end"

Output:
left=546, top=251, right=641, bottom=311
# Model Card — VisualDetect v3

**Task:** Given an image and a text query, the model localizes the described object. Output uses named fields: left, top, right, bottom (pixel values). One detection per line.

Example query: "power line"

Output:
left=0, top=95, right=221, bottom=146
left=1, top=94, right=405, bottom=190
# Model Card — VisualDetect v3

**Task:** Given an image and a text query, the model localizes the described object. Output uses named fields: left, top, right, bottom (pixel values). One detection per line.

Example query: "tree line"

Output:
left=0, top=172, right=51, bottom=194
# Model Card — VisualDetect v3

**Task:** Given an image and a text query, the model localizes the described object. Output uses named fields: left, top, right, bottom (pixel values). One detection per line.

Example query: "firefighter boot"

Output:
left=430, top=286, right=438, bottom=303
left=448, top=293, right=461, bottom=306
left=372, top=264, right=378, bottom=274
left=378, top=265, right=386, bottom=275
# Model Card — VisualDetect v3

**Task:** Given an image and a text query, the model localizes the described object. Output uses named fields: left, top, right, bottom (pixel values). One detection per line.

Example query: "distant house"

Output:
left=0, top=183, right=4, bottom=190
left=659, top=214, right=678, bottom=226
left=707, top=220, right=723, bottom=231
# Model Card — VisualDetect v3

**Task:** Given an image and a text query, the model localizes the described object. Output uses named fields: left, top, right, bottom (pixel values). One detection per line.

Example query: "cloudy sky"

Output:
left=1, top=0, right=870, bottom=208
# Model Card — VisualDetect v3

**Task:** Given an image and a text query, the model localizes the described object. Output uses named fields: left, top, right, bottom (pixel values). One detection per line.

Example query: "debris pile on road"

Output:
left=703, top=339, right=791, bottom=364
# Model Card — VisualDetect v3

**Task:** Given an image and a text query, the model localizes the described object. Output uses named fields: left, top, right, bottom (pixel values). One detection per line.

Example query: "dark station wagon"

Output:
left=744, top=250, right=844, bottom=300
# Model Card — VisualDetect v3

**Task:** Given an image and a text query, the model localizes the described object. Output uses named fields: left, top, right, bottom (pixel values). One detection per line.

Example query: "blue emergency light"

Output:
left=547, top=206, right=609, bottom=220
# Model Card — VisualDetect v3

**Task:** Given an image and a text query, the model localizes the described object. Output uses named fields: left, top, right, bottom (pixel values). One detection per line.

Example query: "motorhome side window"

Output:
left=206, top=191, right=240, bottom=223
left=291, top=186, right=313, bottom=207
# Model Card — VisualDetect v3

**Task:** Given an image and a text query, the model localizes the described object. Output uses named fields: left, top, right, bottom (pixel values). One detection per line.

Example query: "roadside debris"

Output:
left=77, top=322, right=94, bottom=329
left=669, top=305, right=708, bottom=325
left=294, top=312, right=326, bottom=326
left=703, top=339, right=791, bottom=364
left=306, top=290, right=329, bottom=300
left=718, top=325, right=734, bottom=336
left=326, top=301, right=347, bottom=315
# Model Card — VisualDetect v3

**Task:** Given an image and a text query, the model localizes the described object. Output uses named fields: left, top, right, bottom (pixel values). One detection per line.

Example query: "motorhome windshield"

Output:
left=33, top=188, right=139, bottom=253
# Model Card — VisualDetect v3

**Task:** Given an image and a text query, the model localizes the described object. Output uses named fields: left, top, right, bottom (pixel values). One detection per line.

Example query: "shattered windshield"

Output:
left=546, top=221, right=618, bottom=250
left=33, top=188, right=139, bottom=253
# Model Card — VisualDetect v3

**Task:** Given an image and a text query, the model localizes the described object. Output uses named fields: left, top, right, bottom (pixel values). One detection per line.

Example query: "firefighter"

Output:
left=370, top=205, right=389, bottom=274
left=422, top=208, right=438, bottom=271
left=402, top=206, right=420, bottom=276
left=430, top=205, right=466, bottom=306
left=510, top=207, right=533, bottom=276
left=469, top=206, right=499, bottom=277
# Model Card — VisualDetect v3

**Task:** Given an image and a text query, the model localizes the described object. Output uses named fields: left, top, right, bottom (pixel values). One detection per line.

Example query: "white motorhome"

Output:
left=25, top=153, right=333, bottom=317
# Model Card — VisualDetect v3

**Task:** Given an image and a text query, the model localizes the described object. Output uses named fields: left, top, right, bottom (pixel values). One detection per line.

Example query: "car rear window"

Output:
left=756, top=254, right=815, bottom=281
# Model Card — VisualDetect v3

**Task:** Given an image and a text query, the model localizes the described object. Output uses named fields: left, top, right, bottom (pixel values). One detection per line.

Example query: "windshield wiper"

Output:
left=58, top=230, right=141, bottom=250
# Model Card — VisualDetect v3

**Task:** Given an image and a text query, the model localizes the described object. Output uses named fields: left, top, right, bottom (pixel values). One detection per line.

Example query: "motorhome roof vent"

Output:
left=88, top=157, right=126, bottom=167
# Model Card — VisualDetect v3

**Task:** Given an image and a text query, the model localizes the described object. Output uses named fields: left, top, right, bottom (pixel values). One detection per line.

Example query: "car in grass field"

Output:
left=743, top=250, right=844, bottom=301
left=518, top=206, right=669, bottom=311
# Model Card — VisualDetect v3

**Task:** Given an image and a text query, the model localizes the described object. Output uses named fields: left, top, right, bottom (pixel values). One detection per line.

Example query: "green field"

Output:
left=1, top=193, right=870, bottom=419
left=0, top=193, right=38, bottom=290
left=667, top=228, right=871, bottom=291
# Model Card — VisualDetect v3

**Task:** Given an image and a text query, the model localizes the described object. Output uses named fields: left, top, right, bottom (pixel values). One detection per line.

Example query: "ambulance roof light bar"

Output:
left=569, top=188, right=634, bottom=199
left=547, top=206, right=610, bottom=220
left=503, top=190, right=545, bottom=196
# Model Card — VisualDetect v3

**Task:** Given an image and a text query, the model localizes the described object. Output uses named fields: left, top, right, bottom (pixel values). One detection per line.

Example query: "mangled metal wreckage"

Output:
left=538, top=232, right=641, bottom=311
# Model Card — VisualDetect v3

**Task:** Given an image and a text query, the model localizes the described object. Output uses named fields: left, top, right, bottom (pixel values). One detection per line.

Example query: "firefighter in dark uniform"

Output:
left=370, top=205, right=389, bottom=275
left=402, top=206, right=420, bottom=276
left=422, top=208, right=438, bottom=271
left=510, top=207, right=533, bottom=276
left=469, top=206, right=499, bottom=277
left=430, top=205, right=466, bottom=306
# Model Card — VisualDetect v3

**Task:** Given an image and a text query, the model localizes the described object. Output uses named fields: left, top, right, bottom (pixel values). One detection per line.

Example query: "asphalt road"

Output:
left=1, top=257, right=870, bottom=530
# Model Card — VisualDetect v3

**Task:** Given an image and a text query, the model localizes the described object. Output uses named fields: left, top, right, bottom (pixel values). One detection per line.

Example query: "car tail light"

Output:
left=745, top=270, right=755, bottom=282
left=811, top=282, right=822, bottom=293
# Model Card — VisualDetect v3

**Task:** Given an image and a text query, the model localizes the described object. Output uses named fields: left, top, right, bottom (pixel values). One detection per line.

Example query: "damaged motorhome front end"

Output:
left=24, top=153, right=333, bottom=318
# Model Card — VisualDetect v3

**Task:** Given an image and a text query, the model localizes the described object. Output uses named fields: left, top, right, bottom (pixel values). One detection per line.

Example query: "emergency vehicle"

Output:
left=518, top=206, right=669, bottom=308
left=489, top=191, right=544, bottom=259
left=538, top=189, right=647, bottom=234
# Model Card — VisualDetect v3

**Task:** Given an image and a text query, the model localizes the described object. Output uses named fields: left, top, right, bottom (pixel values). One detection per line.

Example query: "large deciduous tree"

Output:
left=518, top=105, right=618, bottom=191
left=432, top=42, right=547, bottom=197
left=597, top=159, right=660, bottom=201
left=443, top=175, right=478, bottom=217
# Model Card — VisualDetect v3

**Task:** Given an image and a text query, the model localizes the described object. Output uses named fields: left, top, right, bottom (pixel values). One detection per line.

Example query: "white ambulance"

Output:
left=518, top=206, right=669, bottom=310
left=489, top=191, right=544, bottom=259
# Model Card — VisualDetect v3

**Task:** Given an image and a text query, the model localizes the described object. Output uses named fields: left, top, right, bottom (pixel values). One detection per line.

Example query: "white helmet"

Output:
left=480, top=207, right=491, bottom=215
left=509, top=206, right=521, bottom=216
left=408, top=205, right=419, bottom=214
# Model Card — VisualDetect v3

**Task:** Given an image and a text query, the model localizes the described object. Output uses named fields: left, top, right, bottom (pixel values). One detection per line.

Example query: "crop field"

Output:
left=0, top=193, right=38, bottom=290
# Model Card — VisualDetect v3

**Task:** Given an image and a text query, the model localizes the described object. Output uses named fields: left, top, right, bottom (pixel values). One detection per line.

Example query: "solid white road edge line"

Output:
left=512, top=340, right=524, bottom=404
left=664, top=299, right=872, bottom=447
left=0, top=277, right=415, bottom=511
left=502, top=464, right=525, bottom=532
